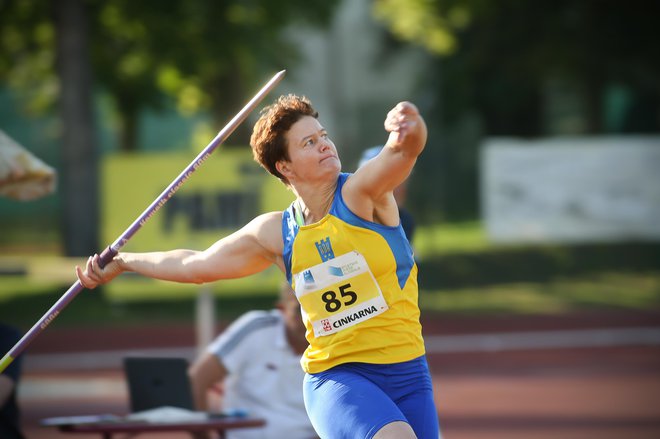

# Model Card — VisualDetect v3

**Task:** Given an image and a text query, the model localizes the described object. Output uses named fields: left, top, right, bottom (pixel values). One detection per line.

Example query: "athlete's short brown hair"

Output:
left=250, top=94, right=318, bottom=185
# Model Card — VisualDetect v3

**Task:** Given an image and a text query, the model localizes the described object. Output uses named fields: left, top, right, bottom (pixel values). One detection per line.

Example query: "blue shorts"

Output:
left=303, top=356, right=440, bottom=439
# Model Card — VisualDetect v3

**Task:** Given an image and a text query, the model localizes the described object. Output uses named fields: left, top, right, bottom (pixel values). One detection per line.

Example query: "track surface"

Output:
left=17, top=309, right=660, bottom=439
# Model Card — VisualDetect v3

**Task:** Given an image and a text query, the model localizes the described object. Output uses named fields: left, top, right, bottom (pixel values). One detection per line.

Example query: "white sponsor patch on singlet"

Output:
left=293, top=251, right=389, bottom=337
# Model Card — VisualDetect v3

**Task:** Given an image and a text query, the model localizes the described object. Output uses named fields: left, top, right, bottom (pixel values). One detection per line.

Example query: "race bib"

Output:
left=293, top=251, right=389, bottom=337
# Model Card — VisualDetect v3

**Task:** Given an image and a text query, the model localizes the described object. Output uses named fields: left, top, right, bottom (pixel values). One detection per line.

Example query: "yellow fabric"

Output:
left=291, top=214, right=425, bottom=374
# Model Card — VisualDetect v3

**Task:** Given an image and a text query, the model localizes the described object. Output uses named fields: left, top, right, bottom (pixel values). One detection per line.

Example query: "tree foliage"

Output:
left=0, top=0, right=57, bottom=115
left=0, top=0, right=340, bottom=150
left=375, top=0, right=660, bottom=220
left=375, top=0, right=660, bottom=134
left=0, top=0, right=340, bottom=255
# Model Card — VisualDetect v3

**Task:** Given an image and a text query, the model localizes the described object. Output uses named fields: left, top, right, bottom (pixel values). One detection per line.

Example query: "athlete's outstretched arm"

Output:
left=76, top=211, right=284, bottom=288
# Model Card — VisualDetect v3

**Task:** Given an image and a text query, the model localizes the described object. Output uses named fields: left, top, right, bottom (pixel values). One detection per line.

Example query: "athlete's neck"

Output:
left=295, top=180, right=336, bottom=225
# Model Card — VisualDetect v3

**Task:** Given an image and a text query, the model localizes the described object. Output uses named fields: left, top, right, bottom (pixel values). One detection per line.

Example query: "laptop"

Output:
left=123, top=356, right=195, bottom=413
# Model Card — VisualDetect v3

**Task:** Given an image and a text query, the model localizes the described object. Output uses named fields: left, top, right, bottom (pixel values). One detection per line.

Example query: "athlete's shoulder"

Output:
left=251, top=211, right=284, bottom=226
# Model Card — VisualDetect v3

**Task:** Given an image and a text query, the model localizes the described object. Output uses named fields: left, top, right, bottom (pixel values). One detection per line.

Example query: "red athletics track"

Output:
left=16, top=309, right=660, bottom=439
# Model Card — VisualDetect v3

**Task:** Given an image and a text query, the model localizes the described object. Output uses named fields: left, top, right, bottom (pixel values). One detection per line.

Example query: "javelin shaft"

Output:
left=104, top=70, right=285, bottom=259
left=0, top=70, right=285, bottom=373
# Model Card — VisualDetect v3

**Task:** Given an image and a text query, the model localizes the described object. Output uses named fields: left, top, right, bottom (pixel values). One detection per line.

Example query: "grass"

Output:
left=0, top=285, right=279, bottom=331
left=2, top=270, right=658, bottom=331
left=1, top=221, right=659, bottom=330
left=414, top=221, right=490, bottom=257
left=420, top=271, right=660, bottom=314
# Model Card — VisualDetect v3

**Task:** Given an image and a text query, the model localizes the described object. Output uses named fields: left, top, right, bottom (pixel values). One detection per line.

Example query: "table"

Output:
left=46, top=415, right=266, bottom=439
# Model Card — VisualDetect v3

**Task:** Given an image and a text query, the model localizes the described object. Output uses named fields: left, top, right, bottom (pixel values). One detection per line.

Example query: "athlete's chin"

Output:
left=320, top=157, right=341, bottom=171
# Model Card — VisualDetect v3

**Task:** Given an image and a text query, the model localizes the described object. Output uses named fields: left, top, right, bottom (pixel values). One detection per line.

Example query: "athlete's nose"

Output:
left=319, top=137, right=332, bottom=152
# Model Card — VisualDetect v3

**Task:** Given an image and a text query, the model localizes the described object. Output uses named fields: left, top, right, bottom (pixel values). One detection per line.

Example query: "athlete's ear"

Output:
left=276, top=160, right=293, bottom=179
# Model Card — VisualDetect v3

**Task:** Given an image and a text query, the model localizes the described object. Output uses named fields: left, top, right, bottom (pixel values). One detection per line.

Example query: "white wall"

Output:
left=481, top=136, right=660, bottom=243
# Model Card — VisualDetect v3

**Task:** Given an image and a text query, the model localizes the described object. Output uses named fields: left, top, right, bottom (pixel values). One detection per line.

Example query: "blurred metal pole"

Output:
left=195, top=287, right=216, bottom=356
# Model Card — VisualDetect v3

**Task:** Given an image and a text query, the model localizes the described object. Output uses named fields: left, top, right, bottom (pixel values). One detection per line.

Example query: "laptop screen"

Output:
left=123, top=356, right=195, bottom=413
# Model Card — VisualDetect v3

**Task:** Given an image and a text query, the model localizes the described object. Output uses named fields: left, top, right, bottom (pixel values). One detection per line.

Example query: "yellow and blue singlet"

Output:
left=282, top=172, right=425, bottom=374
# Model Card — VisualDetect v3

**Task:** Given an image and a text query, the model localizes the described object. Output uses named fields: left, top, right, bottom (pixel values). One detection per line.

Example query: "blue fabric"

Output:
left=303, top=356, right=440, bottom=439
left=282, top=173, right=415, bottom=290
left=330, top=173, right=415, bottom=290
left=282, top=205, right=298, bottom=285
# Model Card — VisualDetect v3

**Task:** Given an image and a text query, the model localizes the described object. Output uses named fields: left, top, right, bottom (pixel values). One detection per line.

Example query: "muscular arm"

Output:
left=76, top=211, right=284, bottom=288
left=343, top=102, right=427, bottom=224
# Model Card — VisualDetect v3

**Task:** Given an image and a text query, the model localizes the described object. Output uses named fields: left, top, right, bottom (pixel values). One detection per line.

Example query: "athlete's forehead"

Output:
left=287, top=116, right=325, bottom=145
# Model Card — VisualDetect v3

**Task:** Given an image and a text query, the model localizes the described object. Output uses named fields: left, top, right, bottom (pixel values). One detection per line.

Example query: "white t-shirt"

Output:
left=209, top=310, right=316, bottom=439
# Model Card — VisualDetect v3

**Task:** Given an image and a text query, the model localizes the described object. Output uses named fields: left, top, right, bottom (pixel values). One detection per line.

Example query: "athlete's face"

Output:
left=277, top=116, right=341, bottom=184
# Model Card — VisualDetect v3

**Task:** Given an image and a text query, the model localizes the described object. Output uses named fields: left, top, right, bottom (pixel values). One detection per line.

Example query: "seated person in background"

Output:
left=358, top=145, right=416, bottom=244
left=0, top=323, right=26, bottom=439
left=188, top=282, right=317, bottom=439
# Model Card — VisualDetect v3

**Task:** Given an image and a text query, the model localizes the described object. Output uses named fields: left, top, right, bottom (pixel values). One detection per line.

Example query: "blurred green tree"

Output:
left=0, top=0, right=339, bottom=255
left=0, top=0, right=99, bottom=256
left=89, top=0, right=340, bottom=150
left=0, top=0, right=339, bottom=151
left=374, top=0, right=660, bottom=220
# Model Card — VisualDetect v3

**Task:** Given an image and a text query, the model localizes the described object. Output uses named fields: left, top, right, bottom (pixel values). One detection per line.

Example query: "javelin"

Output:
left=0, top=70, right=286, bottom=373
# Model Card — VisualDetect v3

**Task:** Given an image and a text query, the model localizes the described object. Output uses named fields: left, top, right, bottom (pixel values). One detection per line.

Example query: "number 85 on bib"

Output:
left=293, top=251, right=389, bottom=337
